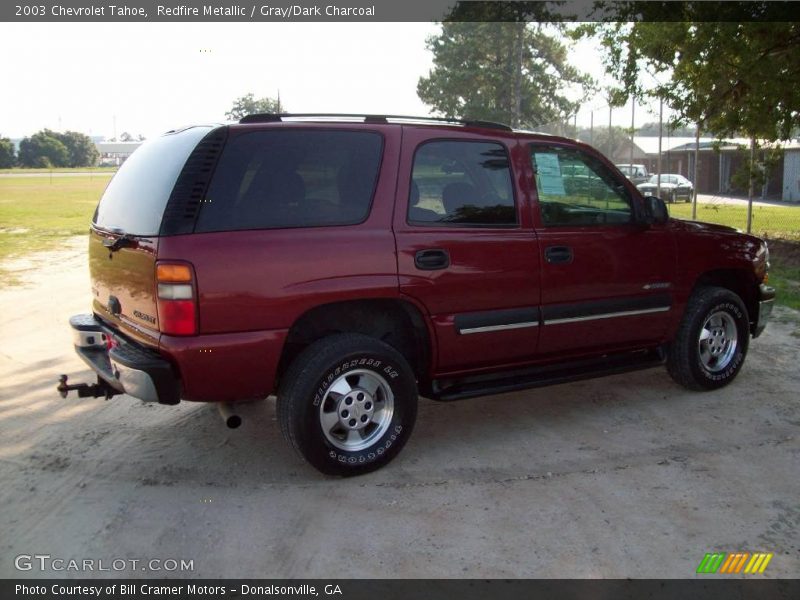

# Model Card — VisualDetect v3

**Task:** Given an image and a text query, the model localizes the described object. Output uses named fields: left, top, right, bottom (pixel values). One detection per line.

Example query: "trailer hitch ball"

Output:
left=56, top=374, right=120, bottom=400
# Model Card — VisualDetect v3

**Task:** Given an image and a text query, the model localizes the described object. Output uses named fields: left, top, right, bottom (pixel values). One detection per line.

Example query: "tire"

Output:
left=277, top=333, right=418, bottom=476
left=667, top=286, right=750, bottom=390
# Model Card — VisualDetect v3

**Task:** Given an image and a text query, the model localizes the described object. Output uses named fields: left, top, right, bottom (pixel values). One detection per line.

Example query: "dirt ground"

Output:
left=0, top=238, right=798, bottom=579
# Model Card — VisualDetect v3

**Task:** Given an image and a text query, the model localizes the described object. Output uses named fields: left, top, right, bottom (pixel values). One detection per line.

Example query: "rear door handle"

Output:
left=544, top=246, right=573, bottom=264
left=415, top=249, right=450, bottom=270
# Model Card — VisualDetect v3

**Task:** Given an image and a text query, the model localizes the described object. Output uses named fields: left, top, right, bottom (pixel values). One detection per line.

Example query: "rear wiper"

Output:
left=103, top=232, right=136, bottom=252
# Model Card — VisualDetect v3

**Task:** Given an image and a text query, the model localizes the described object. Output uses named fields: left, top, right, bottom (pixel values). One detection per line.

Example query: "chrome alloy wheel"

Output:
left=319, top=369, right=395, bottom=452
left=698, top=311, right=738, bottom=372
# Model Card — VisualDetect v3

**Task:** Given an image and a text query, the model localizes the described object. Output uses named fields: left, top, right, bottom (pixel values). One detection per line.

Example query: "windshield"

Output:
left=93, top=126, right=213, bottom=235
left=647, top=174, right=677, bottom=184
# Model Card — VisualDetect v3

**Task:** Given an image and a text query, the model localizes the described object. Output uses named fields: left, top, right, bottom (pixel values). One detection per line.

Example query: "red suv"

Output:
left=60, top=114, right=775, bottom=475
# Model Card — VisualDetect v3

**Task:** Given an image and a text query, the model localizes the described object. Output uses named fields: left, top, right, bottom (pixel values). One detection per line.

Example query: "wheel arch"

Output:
left=276, top=298, right=433, bottom=388
left=690, top=268, right=759, bottom=331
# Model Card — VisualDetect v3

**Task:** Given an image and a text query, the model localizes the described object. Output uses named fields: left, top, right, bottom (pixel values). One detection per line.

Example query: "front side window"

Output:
left=408, top=141, right=516, bottom=226
left=195, top=130, right=382, bottom=232
left=531, top=145, right=632, bottom=227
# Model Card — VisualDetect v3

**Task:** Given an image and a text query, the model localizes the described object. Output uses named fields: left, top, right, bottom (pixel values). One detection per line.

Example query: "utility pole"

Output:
left=608, top=104, right=613, bottom=160
left=692, top=124, right=700, bottom=220
left=590, top=111, right=594, bottom=146
left=657, top=96, right=663, bottom=200
left=747, top=137, right=756, bottom=233
left=629, top=100, right=635, bottom=167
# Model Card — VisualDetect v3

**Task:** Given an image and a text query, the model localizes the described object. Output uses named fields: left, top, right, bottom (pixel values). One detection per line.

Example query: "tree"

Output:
left=590, top=6, right=800, bottom=141
left=0, top=135, right=15, bottom=168
left=575, top=126, right=631, bottom=158
left=589, top=6, right=800, bottom=228
left=16, top=129, right=98, bottom=168
left=225, top=93, right=283, bottom=120
left=17, top=131, right=69, bottom=168
left=120, top=132, right=134, bottom=142
left=637, top=121, right=696, bottom=137
left=54, top=130, right=99, bottom=167
left=417, top=22, right=593, bottom=128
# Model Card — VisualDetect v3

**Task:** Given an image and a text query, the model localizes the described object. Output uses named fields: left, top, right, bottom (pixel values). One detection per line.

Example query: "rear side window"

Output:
left=93, top=126, right=213, bottom=235
left=408, top=141, right=516, bottom=227
left=195, top=130, right=383, bottom=232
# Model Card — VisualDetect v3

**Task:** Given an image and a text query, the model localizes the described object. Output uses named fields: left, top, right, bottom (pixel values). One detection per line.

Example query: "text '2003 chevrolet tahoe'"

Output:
left=58, top=114, right=775, bottom=476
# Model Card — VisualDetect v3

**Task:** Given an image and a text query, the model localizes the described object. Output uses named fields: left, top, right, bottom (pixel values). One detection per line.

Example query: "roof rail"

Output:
left=238, top=113, right=513, bottom=132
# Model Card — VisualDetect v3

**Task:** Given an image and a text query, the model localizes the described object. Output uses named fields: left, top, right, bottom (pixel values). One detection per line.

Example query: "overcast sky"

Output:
left=0, top=22, right=661, bottom=140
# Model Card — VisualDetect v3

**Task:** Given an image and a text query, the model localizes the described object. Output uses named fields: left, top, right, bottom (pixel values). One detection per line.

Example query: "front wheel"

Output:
left=277, top=333, right=418, bottom=476
left=667, top=286, right=750, bottom=390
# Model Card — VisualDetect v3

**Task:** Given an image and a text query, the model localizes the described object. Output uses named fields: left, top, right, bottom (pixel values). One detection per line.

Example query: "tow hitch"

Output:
left=57, top=374, right=121, bottom=400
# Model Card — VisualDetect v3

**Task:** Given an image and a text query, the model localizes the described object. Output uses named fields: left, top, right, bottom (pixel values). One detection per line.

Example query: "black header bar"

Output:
left=4, top=579, right=800, bottom=600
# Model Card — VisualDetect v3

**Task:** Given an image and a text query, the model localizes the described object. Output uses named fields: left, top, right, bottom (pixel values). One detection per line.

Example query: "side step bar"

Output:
left=428, top=347, right=666, bottom=402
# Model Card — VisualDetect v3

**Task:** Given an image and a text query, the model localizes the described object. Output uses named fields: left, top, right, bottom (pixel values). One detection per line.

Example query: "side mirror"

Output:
left=642, top=195, right=669, bottom=225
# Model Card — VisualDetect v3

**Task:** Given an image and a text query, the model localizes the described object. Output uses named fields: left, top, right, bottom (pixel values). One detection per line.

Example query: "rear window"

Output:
left=93, top=126, right=213, bottom=236
left=194, top=130, right=383, bottom=232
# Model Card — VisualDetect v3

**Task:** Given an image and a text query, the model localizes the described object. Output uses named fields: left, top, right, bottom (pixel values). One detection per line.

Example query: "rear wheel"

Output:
left=667, top=286, right=750, bottom=390
left=277, top=333, right=418, bottom=476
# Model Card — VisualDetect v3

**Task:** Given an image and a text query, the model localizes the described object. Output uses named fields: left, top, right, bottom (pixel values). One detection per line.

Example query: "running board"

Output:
left=428, top=347, right=666, bottom=402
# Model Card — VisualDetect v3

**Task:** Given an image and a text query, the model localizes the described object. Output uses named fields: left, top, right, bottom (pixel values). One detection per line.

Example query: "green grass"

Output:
left=668, top=202, right=800, bottom=241
left=770, top=262, right=800, bottom=311
left=765, top=241, right=800, bottom=312
left=0, top=175, right=110, bottom=283
left=0, top=166, right=117, bottom=174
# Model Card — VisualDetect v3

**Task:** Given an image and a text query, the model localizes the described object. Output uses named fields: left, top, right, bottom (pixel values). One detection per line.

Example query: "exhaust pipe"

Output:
left=217, top=402, right=242, bottom=429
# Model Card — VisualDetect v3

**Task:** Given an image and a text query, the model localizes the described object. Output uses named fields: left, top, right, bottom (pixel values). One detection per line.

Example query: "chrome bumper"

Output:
left=69, top=314, right=180, bottom=404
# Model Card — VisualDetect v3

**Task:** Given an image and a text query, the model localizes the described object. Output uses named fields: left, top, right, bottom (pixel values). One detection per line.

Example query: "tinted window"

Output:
left=408, top=141, right=516, bottom=226
left=531, top=145, right=632, bottom=227
left=93, top=126, right=213, bottom=235
left=195, top=130, right=382, bottom=232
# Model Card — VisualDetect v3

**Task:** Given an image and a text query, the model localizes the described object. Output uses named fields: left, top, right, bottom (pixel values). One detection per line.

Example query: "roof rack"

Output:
left=238, top=113, right=513, bottom=132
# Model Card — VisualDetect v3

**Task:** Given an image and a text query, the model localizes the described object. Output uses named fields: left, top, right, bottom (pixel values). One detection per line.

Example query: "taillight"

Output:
left=156, top=262, right=197, bottom=335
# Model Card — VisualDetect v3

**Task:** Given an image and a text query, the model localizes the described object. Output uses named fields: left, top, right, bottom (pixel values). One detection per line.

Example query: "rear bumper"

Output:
left=70, top=314, right=288, bottom=404
left=753, top=284, right=776, bottom=338
left=70, top=314, right=181, bottom=404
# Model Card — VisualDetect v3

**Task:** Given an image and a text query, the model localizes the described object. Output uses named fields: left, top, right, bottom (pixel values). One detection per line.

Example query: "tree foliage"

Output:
left=17, top=129, right=98, bottom=168
left=57, top=130, right=99, bottom=167
left=575, top=126, right=632, bottom=158
left=591, top=6, right=800, bottom=141
left=225, top=93, right=283, bottom=121
left=637, top=121, right=696, bottom=137
left=0, top=135, right=15, bottom=168
left=18, top=131, right=70, bottom=168
left=417, top=22, right=593, bottom=128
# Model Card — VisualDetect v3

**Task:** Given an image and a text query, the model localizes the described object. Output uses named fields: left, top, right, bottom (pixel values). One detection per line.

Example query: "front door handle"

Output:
left=415, top=249, right=450, bottom=271
left=544, top=246, right=573, bottom=264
